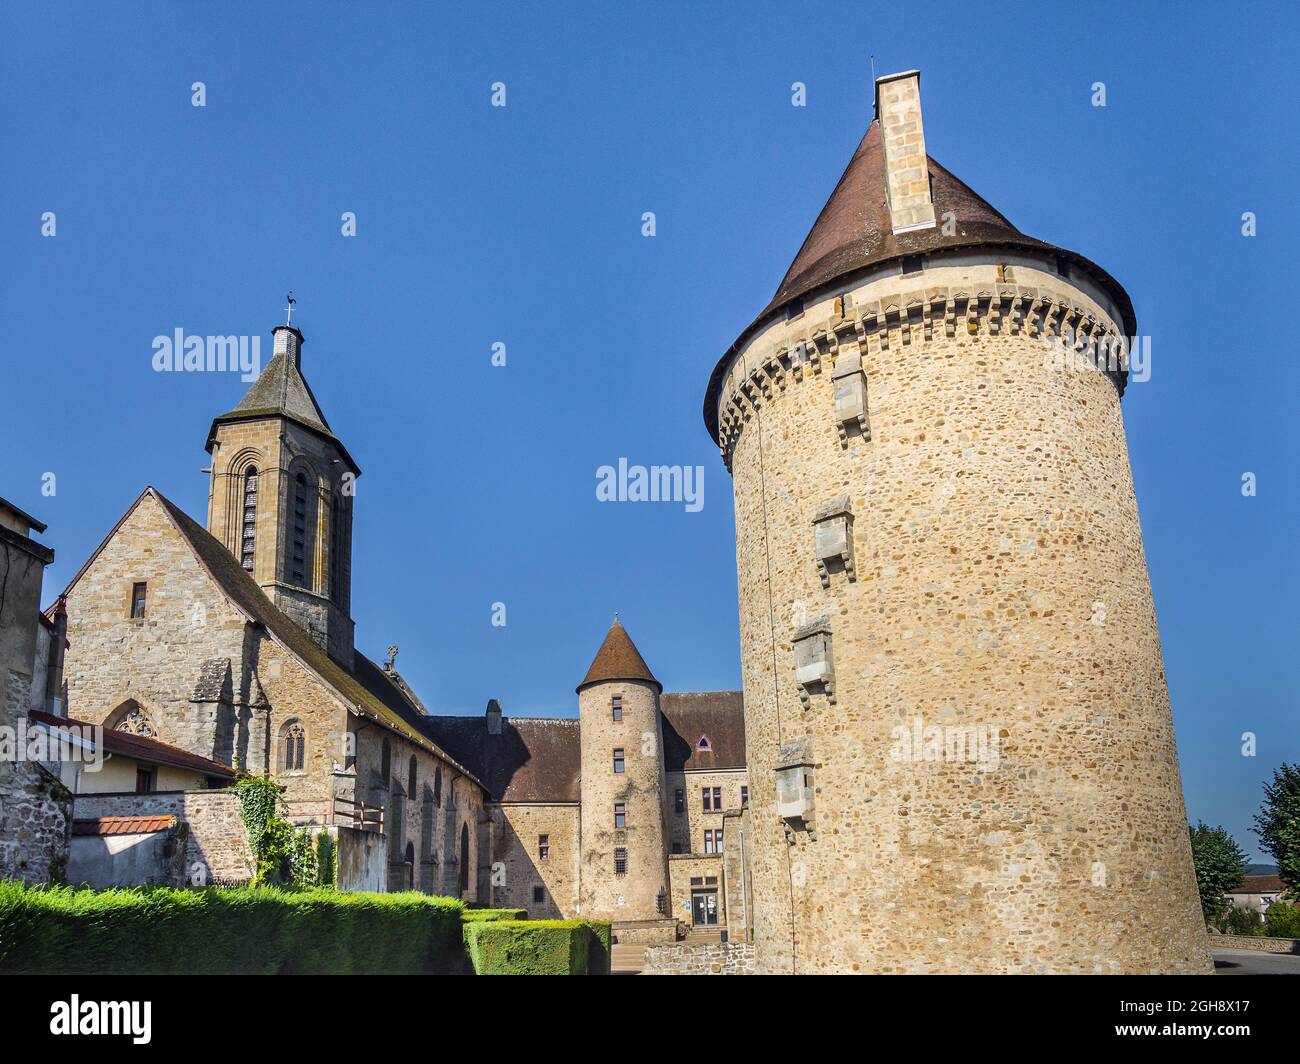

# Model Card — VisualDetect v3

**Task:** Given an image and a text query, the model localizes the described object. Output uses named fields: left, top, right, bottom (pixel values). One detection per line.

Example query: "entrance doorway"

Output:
left=691, top=890, right=719, bottom=926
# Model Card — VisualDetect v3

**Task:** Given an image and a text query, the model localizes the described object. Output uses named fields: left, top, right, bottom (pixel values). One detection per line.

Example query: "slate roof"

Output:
left=703, top=117, right=1138, bottom=443
left=419, top=715, right=583, bottom=803
left=204, top=329, right=360, bottom=472
left=30, top=709, right=236, bottom=780
left=577, top=618, right=661, bottom=693
left=50, top=486, right=479, bottom=785
left=660, top=691, right=746, bottom=772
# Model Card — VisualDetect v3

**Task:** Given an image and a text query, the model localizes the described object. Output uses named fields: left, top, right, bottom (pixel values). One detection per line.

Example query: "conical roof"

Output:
left=576, top=617, right=661, bottom=693
left=703, top=118, right=1136, bottom=442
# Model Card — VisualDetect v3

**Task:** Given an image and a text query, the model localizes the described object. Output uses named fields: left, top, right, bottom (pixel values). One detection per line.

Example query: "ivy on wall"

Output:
left=234, top=775, right=331, bottom=889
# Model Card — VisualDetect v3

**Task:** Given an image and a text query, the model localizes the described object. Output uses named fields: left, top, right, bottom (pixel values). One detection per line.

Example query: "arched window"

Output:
left=697, top=735, right=712, bottom=753
left=381, top=737, right=392, bottom=783
left=279, top=719, right=305, bottom=772
left=289, top=472, right=313, bottom=588
left=240, top=467, right=258, bottom=571
left=108, top=700, right=155, bottom=737
left=434, top=765, right=443, bottom=807
left=404, top=842, right=415, bottom=891
left=408, top=755, right=417, bottom=797
left=458, top=824, right=470, bottom=896
left=330, top=493, right=345, bottom=604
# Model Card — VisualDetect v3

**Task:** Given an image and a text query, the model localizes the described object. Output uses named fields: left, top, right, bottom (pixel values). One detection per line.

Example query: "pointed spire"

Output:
left=577, top=616, right=660, bottom=693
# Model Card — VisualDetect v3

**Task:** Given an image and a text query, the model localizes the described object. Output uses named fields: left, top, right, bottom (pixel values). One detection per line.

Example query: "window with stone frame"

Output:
left=240, top=467, right=258, bottom=571
left=704, top=828, right=723, bottom=855
left=407, top=755, right=417, bottom=797
left=614, top=847, right=627, bottom=875
left=613, top=802, right=626, bottom=829
left=702, top=785, right=721, bottom=811
left=434, top=765, right=443, bottom=806
left=329, top=492, right=346, bottom=604
left=279, top=720, right=306, bottom=773
left=129, top=581, right=147, bottom=620
left=538, top=834, right=549, bottom=860
left=674, top=788, right=684, bottom=814
left=289, top=472, right=313, bottom=588
left=613, top=748, right=625, bottom=773
left=533, top=885, right=545, bottom=904
left=611, top=694, right=622, bottom=721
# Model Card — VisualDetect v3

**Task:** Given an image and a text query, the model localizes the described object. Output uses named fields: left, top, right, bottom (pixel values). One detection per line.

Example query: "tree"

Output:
left=1253, top=762, right=1300, bottom=898
left=1188, top=822, right=1248, bottom=923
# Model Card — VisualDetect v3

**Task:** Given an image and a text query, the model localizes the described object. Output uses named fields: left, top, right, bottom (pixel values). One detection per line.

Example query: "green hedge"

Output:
left=0, top=882, right=465, bottom=975
left=464, top=919, right=611, bottom=975
left=461, top=907, right=528, bottom=923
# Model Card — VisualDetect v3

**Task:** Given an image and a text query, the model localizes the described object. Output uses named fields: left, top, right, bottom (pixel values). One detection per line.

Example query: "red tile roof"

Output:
left=72, top=816, right=175, bottom=837
left=29, top=710, right=236, bottom=779
left=1228, top=874, right=1284, bottom=894
left=577, top=618, right=660, bottom=693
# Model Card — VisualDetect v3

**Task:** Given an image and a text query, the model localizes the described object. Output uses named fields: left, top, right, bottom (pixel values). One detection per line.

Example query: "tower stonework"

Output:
left=704, top=71, right=1209, bottom=973
left=576, top=620, right=671, bottom=922
left=206, top=324, right=359, bottom=669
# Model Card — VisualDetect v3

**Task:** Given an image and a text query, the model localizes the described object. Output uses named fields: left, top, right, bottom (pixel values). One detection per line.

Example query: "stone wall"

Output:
left=643, top=942, right=755, bottom=975
left=1209, top=934, right=1300, bottom=955
left=715, top=257, right=1209, bottom=973
left=488, top=802, right=580, bottom=918
left=664, top=767, right=746, bottom=857
left=73, top=790, right=252, bottom=885
left=0, top=756, right=71, bottom=885
left=667, top=853, right=725, bottom=929
left=578, top=679, right=670, bottom=921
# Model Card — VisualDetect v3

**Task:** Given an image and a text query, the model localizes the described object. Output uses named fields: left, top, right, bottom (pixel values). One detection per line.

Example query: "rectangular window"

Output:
left=702, top=786, right=711, bottom=812
left=611, top=695, right=622, bottom=722
left=614, top=847, right=627, bottom=875
left=741, top=786, right=749, bottom=807
left=901, top=254, right=923, bottom=275
left=704, top=828, right=724, bottom=854
left=702, top=786, right=722, bottom=812
left=671, top=840, right=683, bottom=855
left=674, top=788, right=684, bottom=814
left=532, top=885, right=544, bottom=904
left=135, top=766, right=156, bottom=794
left=613, top=802, right=626, bottom=829
left=130, top=582, right=147, bottom=619
left=538, top=834, right=549, bottom=860
left=613, top=748, right=625, bottom=773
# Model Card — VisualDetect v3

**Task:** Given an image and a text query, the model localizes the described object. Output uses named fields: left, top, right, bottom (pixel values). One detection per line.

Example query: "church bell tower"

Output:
left=205, top=316, right=360, bottom=669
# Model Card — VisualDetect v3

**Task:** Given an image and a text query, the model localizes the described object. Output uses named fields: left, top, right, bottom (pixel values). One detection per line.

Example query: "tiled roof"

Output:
left=30, top=709, right=236, bottom=779
left=661, top=692, right=746, bottom=772
left=418, top=715, right=582, bottom=804
left=703, top=118, right=1138, bottom=443
left=577, top=618, right=660, bottom=693
left=1228, top=874, right=1284, bottom=894
left=72, top=816, right=175, bottom=837
left=51, top=487, right=481, bottom=787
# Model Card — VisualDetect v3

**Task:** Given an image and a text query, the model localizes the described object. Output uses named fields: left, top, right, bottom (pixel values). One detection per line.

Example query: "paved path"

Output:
left=1211, top=949, right=1300, bottom=975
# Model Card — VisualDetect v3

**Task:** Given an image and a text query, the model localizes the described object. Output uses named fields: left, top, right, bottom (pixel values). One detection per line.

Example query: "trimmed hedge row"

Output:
left=465, top=919, right=611, bottom=975
left=0, top=883, right=465, bottom=975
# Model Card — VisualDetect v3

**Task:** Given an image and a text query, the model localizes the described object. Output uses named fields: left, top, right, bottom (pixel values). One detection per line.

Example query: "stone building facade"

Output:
left=36, top=320, right=749, bottom=939
left=0, top=498, right=71, bottom=885
left=702, top=69, right=1209, bottom=973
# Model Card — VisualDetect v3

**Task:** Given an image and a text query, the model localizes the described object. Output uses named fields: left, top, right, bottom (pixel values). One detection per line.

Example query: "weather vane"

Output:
left=285, top=291, right=296, bottom=326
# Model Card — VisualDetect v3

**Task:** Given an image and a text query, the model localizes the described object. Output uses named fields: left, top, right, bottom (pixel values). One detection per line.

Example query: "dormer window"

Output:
left=697, top=735, right=712, bottom=753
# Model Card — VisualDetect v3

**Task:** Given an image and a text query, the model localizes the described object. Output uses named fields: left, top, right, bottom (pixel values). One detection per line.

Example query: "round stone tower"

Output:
left=576, top=618, right=671, bottom=922
left=703, top=70, right=1209, bottom=973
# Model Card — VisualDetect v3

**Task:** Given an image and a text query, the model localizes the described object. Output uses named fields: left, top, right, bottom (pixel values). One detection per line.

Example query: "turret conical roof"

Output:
left=703, top=116, right=1136, bottom=443
left=577, top=617, right=661, bottom=693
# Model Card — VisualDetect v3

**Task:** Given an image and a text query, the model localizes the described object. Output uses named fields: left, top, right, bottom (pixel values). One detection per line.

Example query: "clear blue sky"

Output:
left=2, top=2, right=1295, bottom=860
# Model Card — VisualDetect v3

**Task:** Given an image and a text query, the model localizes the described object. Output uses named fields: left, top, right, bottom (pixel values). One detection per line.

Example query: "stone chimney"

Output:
left=874, top=70, right=936, bottom=234
left=273, top=324, right=304, bottom=369
left=485, top=698, right=503, bottom=736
